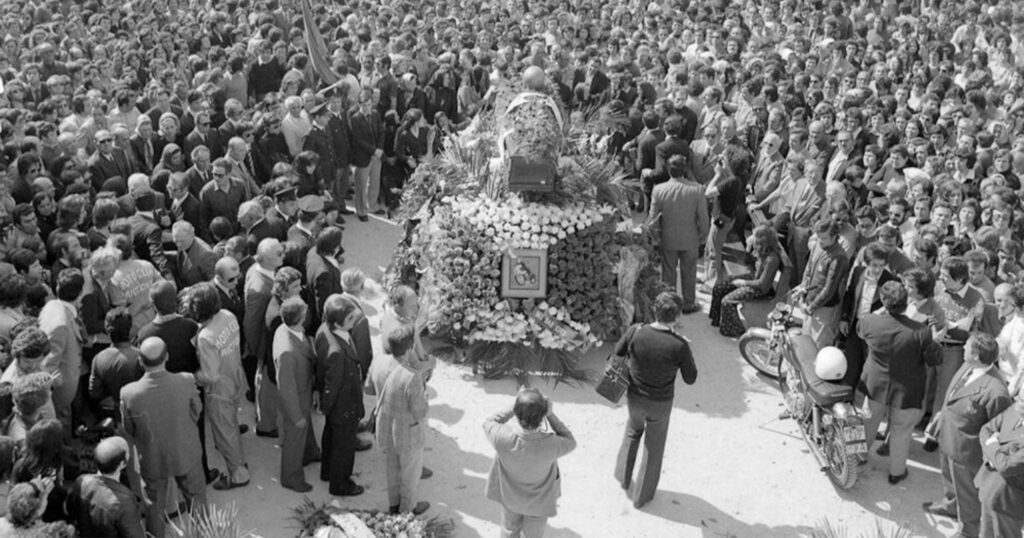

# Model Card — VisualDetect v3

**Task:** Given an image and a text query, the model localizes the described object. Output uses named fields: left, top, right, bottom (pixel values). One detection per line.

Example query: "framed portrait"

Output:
left=501, top=248, right=548, bottom=298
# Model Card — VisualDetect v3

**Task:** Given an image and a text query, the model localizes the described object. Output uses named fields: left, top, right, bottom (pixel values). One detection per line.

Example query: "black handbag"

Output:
left=596, top=324, right=640, bottom=404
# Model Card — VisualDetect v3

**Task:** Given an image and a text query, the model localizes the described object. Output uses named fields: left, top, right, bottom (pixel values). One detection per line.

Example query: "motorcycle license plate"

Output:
left=843, top=425, right=867, bottom=455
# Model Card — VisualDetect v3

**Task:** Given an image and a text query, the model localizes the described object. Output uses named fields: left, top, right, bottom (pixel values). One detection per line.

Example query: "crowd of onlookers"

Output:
left=0, top=0, right=1022, bottom=535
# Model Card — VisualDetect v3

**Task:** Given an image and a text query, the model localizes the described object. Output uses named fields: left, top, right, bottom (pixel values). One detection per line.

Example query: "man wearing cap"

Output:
left=120, top=337, right=206, bottom=537
left=288, top=195, right=324, bottom=256
left=251, top=182, right=297, bottom=245
left=88, top=129, right=133, bottom=187
left=303, top=101, right=336, bottom=198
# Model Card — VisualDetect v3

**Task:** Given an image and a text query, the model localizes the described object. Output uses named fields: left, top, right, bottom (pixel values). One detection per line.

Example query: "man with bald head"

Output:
left=67, top=435, right=146, bottom=537
left=245, top=238, right=284, bottom=436
left=120, top=336, right=206, bottom=537
left=172, top=220, right=218, bottom=288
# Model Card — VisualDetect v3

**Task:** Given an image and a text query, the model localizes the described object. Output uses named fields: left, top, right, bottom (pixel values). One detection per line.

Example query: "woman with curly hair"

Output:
left=708, top=225, right=789, bottom=337
left=265, top=266, right=309, bottom=336
left=0, top=478, right=74, bottom=536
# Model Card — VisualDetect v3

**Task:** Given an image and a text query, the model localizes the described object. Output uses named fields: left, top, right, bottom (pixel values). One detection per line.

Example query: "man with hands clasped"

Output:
left=484, top=388, right=576, bottom=538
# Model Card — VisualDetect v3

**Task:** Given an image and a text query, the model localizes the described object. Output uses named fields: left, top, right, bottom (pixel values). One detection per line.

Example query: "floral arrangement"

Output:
left=387, top=73, right=663, bottom=381
left=292, top=499, right=454, bottom=538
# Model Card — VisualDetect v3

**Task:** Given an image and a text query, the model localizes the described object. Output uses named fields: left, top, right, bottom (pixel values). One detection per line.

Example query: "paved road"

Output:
left=207, top=214, right=955, bottom=538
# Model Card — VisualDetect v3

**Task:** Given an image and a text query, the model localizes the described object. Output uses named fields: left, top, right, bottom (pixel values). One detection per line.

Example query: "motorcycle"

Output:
left=738, top=302, right=868, bottom=489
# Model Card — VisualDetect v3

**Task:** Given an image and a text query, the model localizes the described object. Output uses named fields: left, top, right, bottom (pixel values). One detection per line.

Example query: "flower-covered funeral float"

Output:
left=388, top=66, right=664, bottom=381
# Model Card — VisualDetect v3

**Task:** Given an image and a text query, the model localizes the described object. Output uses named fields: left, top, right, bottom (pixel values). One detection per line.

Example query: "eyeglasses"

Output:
left=212, top=171, right=227, bottom=178
left=98, top=139, right=113, bottom=144
left=198, top=121, right=210, bottom=126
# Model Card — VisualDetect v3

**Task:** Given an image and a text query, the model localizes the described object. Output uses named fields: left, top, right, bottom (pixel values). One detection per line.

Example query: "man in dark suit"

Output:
left=306, top=227, right=344, bottom=327
left=66, top=436, right=146, bottom=538
left=824, top=129, right=860, bottom=184
left=172, top=221, right=218, bottom=288
left=245, top=238, right=283, bottom=437
left=805, top=120, right=835, bottom=179
left=128, top=190, right=172, bottom=280
left=120, top=337, right=206, bottom=537
left=349, top=92, right=385, bottom=220
left=167, top=172, right=202, bottom=233
left=646, top=116, right=692, bottom=186
left=274, top=297, right=321, bottom=492
left=327, top=90, right=353, bottom=215
left=634, top=110, right=665, bottom=213
left=976, top=390, right=1024, bottom=537
left=839, top=242, right=898, bottom=389
left=859, top=281, right=942, bottom=484
left=648, top=155, right=707, bottom=312
left=923, top=333, right=1012, bottom=536
left=303, top=102, right=336, bottom=198
left=183, top=113, right=219, bottom=168
left=88, top=130, right=133, bottom=190
left=314, top=294, right=366, bottom=496
left=250, top=183, right=295, bottom=245
left=128, top=117, right=156, bottom=175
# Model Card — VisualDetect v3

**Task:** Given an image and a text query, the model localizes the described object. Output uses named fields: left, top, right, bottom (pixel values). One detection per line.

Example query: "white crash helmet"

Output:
left=814, top=346, right=847, bottom=381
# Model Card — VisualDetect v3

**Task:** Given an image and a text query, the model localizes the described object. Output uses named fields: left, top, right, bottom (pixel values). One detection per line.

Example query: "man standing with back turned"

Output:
left=484, top=388, right=576, bottom=538
left=648, top=155, right=708, bottom=313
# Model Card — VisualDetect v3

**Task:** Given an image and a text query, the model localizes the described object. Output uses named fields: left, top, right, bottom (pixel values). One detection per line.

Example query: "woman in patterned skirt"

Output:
left=708, top=225, right=788, bottom=337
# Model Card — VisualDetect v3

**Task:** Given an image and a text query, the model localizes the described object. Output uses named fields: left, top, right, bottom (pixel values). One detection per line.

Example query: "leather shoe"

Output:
left=355, top=439, right=373, bottom=451
left=923, top=501, right=957, bottom=518
left=255, top=429, right=279, bottom=438
left=411, top=501, right=430, bottom=515
left=680, top=303, right=701, bottom=314
left=239, top=424, right=249, bottom=435
left=358, top=215, right=369, bottom=222
left=212, top=476, right=250, bottom=490
left=339, top=207, right=354, bottom=215
left=330, top=485, right=365, bottom=496
left=421, top=467, right=433, bottom=479
left=887, top=471, right=909, bottom=485
left=876, top=441, right=890, bottom=456
left=389, top=505, right=400, bottom=515
left=923, top=438, right=939, bottom=452
left=284, top=482, right=313, bottom=493
left=205, top=469, right=222, bottom=484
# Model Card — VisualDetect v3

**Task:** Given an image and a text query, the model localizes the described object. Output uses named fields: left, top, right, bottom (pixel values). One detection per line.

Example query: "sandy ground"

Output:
left=206, top=214, right=960, bottom=538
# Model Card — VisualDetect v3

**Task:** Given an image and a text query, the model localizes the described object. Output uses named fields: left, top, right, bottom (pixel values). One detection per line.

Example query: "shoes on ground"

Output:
left=355, top=439, right=373, bottom=451
left=330, top=484, right=365, bottom=496
left=239, top=424, right=249, bottom=435
left=205, top=469, right=222, bottom=484
left=412, top=501, right=430, bottom=515
left=421, top=467, right=433, bottom=479
left=680, top=303, right=701, bottom=314
left=256, top=429, right=279, bottom=438
left=922, top=501, right=957, bottom=518
left=283, top=482, right=313, bottom=493
left=876, top=441, right=890, bottom=457
left=212, top=476, right=250, bottom=490
left=358, top=215, right=369, bottom=222
left=887, top=471, right=908, bottom=485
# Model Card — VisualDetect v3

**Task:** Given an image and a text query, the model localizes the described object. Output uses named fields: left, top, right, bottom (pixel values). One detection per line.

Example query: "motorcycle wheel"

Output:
left=825, top=424, right=859, bottom=490
left=739, top=333, right=778, bottom=379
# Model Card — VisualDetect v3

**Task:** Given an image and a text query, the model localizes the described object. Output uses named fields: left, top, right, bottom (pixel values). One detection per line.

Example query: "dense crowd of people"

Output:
left=0, top=0, right=1020, bottom=535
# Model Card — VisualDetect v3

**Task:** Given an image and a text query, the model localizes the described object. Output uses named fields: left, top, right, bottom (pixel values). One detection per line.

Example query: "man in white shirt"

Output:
left=281, top=95, right=312, bottom=157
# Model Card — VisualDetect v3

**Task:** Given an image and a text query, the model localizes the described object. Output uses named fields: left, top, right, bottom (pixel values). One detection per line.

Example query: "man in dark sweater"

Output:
left=248, top=40, right=285, bottom=103
left=613, top=292, right=698, bottom=509
left=793, top=218, right=850, bottom=348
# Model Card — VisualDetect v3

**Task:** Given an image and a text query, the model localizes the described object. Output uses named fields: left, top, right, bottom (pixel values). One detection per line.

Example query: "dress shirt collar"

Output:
left=287, top=325, right=306, bottom=340
left=255, top=264, right=275, bottom=280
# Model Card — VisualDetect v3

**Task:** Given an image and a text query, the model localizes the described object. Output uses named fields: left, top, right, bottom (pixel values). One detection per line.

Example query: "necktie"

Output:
left=144, top=141, right=153, bottom=169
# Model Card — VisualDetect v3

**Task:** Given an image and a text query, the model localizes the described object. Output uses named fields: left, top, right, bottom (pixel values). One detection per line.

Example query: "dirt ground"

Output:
left=208, top=215, right=959, bottom=538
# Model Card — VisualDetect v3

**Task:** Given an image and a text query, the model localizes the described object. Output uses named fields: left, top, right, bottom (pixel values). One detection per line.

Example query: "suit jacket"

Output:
left=938, top=365, right=1012, bottom=466
left=635, top=128, right=665, bottom=173
left=306, top=248, right=343, bottom=324
left=651, top=137, right=693, bottom=184
left=375, top=359, right=427, bottom=452
left=183, top=130, right=219, bottom=165
left=39, top=299, right=84, bottom=390
left=175, top=238, right=218, bottom=288
left=128, top=134, right=155, bottom=174
left=66, top=474, right=146, bottom=538
left=303, top=125, right=334, bottom=193
left=120, top=370, right=202, bottom=480
left=182, top=165, right=212, bottom=199
left=313, top=325, right=364, bottom=425
left=128, top=213, right=171, bottom=278
left=977, top=406, right=1024, bottom=514
left=249, top=207, right=289, bottom=245
left=348, top=109, right=384, bottom=168
left=273, top=325, right=315, bottom=424
left=328, top=113, right=352, bottom=167
left=858, top=312, right=941, bottom=409
left=88, top=149, right=133, bottom=189
left=118, top=191, right=167, bottom=219
left=345, top=294, right=374, bottom=380
left=243, top=265, right=274, bottom=365
left=649, top=178, right=709, bottom=252
left=170, top=193, right=203, bottom=235
left=840, top=267, right=898, bottom=326
left=824, top=150, right=860, bottom=184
